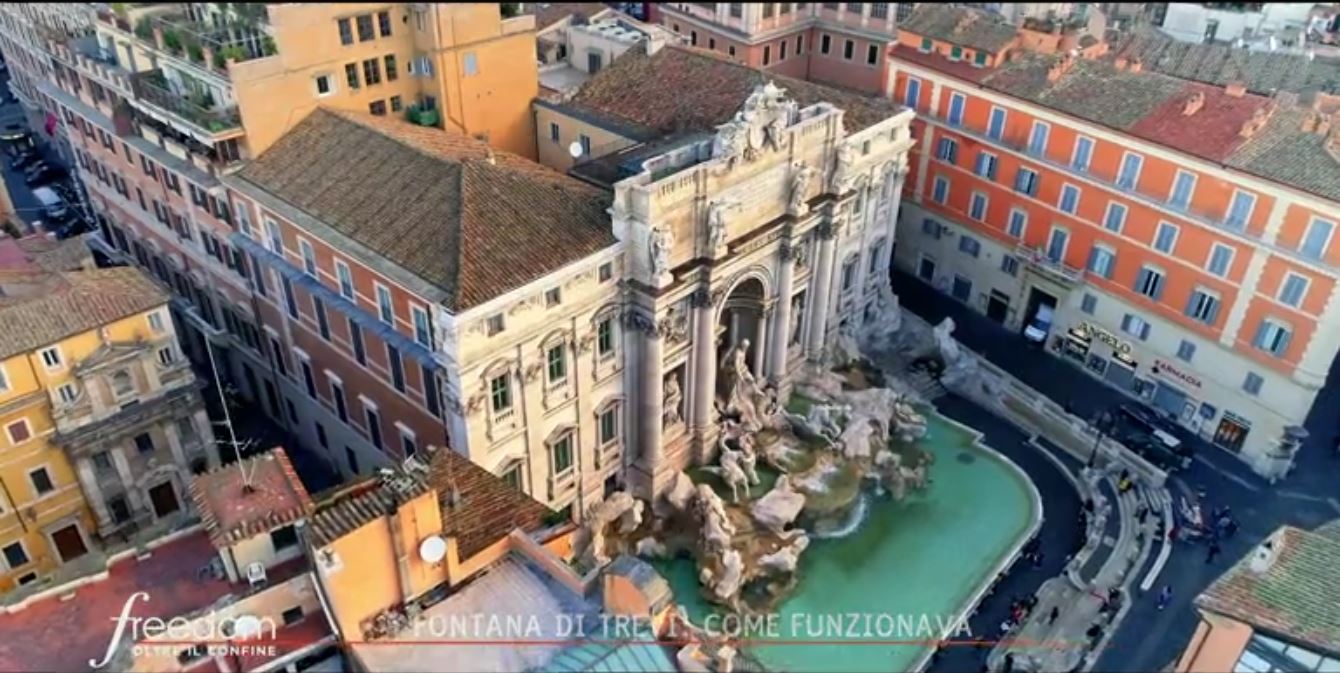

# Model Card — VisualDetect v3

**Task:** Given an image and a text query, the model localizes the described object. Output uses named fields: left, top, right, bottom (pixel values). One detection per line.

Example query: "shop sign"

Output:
left=1153, top=359, right=1202, bottom=389
left=1075, top=321, right=1132, bottom=354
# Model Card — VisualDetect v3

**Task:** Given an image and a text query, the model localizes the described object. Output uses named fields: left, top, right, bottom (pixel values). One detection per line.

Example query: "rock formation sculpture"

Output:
left=751, top=475, right=807, bottom=534
left=575, top=492, right=645, bottom=567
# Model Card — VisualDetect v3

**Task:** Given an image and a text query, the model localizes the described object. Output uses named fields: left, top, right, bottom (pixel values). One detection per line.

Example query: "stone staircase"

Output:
left=902, top=367, right=949, bottom=401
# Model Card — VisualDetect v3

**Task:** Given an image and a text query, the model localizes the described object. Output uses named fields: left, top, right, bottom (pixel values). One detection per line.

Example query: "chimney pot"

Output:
left=1226, top=81, right=1247, bottom=97
left=1115, top=56, right=1128, bottom=70
left=1128, top=57, right=1142, bottom=73
left=1182, top=91, right=1206, bottom=116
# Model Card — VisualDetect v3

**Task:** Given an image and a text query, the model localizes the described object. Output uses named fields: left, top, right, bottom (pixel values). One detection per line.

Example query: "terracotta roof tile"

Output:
left=1109, top=26, right=1340, bottom=96
left=1196, top=523, right=1340, bottom=655
left=236, top=109, right=615, bottom=311
left=13, top=234, right=92, bottom=271
left=0, top=266, right=168, bottom=360
left=1225, top=104, right=1340, bottom=202
left=566, top=44, right=902, bottom=137
left=526, top=2, right=612, bottom=31
left=1127, top=82, right=1269, bottom=161
left=188, top=448, right=315, bottom=548
left=899, top=5, right=1019, bottom=54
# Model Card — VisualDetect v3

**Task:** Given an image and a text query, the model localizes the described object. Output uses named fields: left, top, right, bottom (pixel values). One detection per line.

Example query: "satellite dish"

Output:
left=419, top=535, right=447, bottom=563
left=233, top=615, right=263, bottom=639
left=568, top=141, right=584, bottom=158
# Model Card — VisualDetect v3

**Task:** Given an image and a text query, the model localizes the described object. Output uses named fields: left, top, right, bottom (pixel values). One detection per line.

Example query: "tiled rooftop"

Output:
left=1109, top=26, right=1340, bottom=96
left=235, top=108, right=615, bottom=312
left=899, top=5, right=1019, bottom=54
left=564, top=44, right=903, bottom=139
left=188, top=448, right=315, bottom=548
left=526, top=2, right=612, bottom=31
left=1196, top=522, right=1340, bottom=656
left=0, top=266, right=168, bottom=360
left=0, top=531, right=233, bottom=673
left=15, top=234, right=94, bottom=271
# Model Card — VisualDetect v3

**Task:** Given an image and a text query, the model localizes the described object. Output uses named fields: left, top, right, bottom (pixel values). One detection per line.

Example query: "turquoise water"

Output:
left=655, top=413, right=1037, bottom=672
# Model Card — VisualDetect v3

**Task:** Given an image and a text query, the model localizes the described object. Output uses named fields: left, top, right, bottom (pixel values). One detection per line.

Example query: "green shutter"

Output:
left=975, top=52, right=987, bottom=66
left=951, top=46, right=962, bottom=60
left=921, top=37, right=932, bottom=51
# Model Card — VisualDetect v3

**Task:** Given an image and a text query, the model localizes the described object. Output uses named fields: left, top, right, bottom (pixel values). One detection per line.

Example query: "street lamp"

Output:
left=1088, top=410, right=1112, bottom=468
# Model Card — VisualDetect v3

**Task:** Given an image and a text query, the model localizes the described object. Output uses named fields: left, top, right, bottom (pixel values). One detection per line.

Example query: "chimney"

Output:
left=1239, top=106, right=1273, bottom=139
left=1181, top=91, right=1206, bottom=116
left=954, top=12, right=977, bottom=35
left=1248, top=537, right=1279, bottom=574
left=1047, top=54, right=1075, bottom=82
left=1225, top=81, right=1247, bottom=97
left=484, top=147, right=497, bottom=165
left=1302, top=111, right=1320, bottom=133
left=1128, top=57, right=1142, bottom=73
left=152, top=25, right=165, bottom=51
left=1115, top=56, right=1128, bottom=71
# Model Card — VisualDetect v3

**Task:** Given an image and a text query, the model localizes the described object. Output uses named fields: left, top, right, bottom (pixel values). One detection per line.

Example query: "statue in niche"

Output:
left=648, top=225, right=673, bottom=279
left=707, top=201, right=740, bottom=255
left=663, top=372, right=683, bottom=428
left=830, top=141, right=855, bottom=193
left=788, top=163, right=816, bottom=214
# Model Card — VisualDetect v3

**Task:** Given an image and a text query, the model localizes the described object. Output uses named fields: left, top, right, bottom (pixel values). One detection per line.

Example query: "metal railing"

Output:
left=1014, top=242, right=1087, bottom=284
left=130, top=70, right=241, bottom=135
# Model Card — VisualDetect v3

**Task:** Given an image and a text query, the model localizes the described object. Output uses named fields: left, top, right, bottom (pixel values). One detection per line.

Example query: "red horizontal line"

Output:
left=145, top=638, right=1086, bottom=649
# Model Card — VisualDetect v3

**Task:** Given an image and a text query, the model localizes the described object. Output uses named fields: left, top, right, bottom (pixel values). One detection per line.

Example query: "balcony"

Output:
left=1014, top=242, right=1087, bottom=287
left=146, top=11, right=276, bottom=78
left=406, top=104, right=440, bottom=127
left=129, top=70, right=241, bottom=138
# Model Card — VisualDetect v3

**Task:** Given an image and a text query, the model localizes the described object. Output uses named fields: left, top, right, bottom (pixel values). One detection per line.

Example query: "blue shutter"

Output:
left=1087, top=247, right=1100, bottom=272
left=1014, top=170, right=1024, bottom=192
left=1277, top=329, right=1291, bottom=355
left=1207, top=299, right=1220, bottom=325
left=1184, top=293, right=1198, bottom=317
left=1135, top=269, right=1148, bottom=293
left=1121, top=314, right=1132, bottom=332
left=1252, top=321, right=1267, bottom=348
left=1140, top=322, right=1151, bottom=341
left=1152, top=275, right=1164, bottom=301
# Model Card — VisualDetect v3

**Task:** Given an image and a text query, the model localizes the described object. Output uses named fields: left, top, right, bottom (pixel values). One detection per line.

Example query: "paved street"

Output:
left=892, top=268, right=1340, bottom=671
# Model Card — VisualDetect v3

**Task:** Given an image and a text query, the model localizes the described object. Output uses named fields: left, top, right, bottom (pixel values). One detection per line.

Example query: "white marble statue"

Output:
left=717, top=447, right=752, bottom=503
left=576, top=492, right=645, bottom=567
left=830, top=142, right=855, bottom=193
left=648, top=225, right=673, bottom=279
left=892, top=397, right=929, bottom=442
left=728, top=338, right=755, bottom=387
left=751, top=475, right=807, bottom=534
left=933, top=317, right=962, bottom=365
left=838, top=416, right=880, bottom=460
left=663, top=470, right=696, bottom=514
left=788, top=163, right=816, bottom=214
left=663, top=373, right=683, bottom=428
left=758, top=531, right=811, bottom=574
left=807, top=403, right=848, bottom=442
left=695, top=483, right=736, bottom=552
left=829, top=320, right=863, bottom=369
left=707, top=201, right=733, bottom=254
left=713, top=116, right=749, bottom=167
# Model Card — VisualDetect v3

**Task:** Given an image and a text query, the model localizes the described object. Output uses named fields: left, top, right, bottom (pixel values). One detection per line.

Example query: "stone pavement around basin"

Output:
left=891, top=269, right=1340, bottom=672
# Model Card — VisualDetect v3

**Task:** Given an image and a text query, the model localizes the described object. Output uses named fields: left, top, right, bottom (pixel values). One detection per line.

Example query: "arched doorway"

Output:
left=716, top=277, right=767, bottom=398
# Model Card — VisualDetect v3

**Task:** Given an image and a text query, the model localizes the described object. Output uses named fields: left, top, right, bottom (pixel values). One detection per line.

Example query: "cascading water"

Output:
left=809, top=491, right=870, bottom=539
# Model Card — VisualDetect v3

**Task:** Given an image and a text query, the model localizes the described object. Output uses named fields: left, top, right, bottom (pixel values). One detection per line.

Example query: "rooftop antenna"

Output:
left=202, top=328, right=252, bottom=490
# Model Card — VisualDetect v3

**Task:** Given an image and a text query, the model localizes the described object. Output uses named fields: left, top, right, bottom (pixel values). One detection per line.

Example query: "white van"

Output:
left=32, top=186, right=68, bottom=220
left=1023, top=304, right=1054, bottom=343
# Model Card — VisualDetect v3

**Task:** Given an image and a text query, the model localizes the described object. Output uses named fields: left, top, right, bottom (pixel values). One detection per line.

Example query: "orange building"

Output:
left=886, top=6, right=1340, bottom=477
left=1174, top=521, right=1340, bottom=673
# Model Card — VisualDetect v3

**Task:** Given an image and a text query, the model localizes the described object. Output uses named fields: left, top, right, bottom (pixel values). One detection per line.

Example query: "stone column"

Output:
left=728, top=311, right=741, bottom=350
left=691, top=289, right=717, bottom=431
left=753, top=306, right=770, bottom=376
left=194, top=408, right=220, bottom=468
left=76, top=457, right=112, bottom=530
left=111, top=446, right=144, bottom=513
left=630, top=312, right=664, bottom=469
left=163, top=420, right=187, bottom=467
left=806, top=219, right=841, bottom=361
left=769, top=244, right=797, bottom=381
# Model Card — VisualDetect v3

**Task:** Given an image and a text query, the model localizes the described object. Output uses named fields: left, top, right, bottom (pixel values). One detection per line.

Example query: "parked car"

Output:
left=0, top=122, right=26, bottom=141
left=1117, top=428, right=1190, bottom=472
left=10, top=151, right=38, bottom=169
left=1118, top=404, right=1191, bottom=457
left=25, top=164, right=65, bottom=186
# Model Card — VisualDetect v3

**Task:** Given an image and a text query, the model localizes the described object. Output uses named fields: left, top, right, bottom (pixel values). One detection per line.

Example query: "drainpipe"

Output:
left=386, top=507, right=415, bottom=605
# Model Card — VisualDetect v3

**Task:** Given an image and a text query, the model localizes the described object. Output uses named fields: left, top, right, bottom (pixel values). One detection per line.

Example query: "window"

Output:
left=1102, top=202, right=1127, bottom=233
left=400, top=427, right=417, bottom=458
left=1301, top=218, right=1334, bottom=261
left=490, top=373, right=512, bottom=413
left=356, top=13, right=374, bottom=41
left=947, top=92, right=965, bottom=126
left=1253, top=319, right=1291, bottom=356
left=57, top=382, right=77, bottom=404
left=148, top=311, right=166, bottom=333
left=501, top=464, right=522, bottom=491
left=1028, top=121, right=1049, bottom=156
left=597, top=318, right=615, bottom=357
left=337, top=17, right=353, bottom=45
left=1058, top=184, right=1080, bottom=214
left=1176, top=340, right=1196, bottom=362
left=841, top=258, right=857, bottom=290
left=922, top=218, right=943, bottom=239
left=299, top=240, right=317, bottom=276
left=1185, top=289, right=1220, bottom=324
left=369, top=100, right=387, bottom=116
left=6, top=419, right=32, bottom=445
left=935, top=137, right=958, bottom=163
left=1154, top=222, right=1179, bottom=254
left=843, top=39, right=855, bottom=60
left=270, top=337, right=289, bottom=376
left=157, top=346, right=175, bottom=366
left=547, top=343, right=567, bottom=383
left=1117, top=153, right=1143, bottom=190
left=1014, top=167, right=1038, bottom=196
left=1120, top=313, right=1152, bottom=341
left=1086, top=246, right=1116, bottom=279
left=730, top=3, right=743, bottom=18
left=1169, top=171, right=1196, bottom=210
left=1071, top=136, right=1094, bottom=172
left=464, top=52, right=478, bottom=77
left=579, top=134, right=591, bottom=156
left=375, top=284, right=393, bottom=324
left=919, top=36, right=931, bottom=52
left=931, top=176, right=949, bottom=204
left=729, top=45, right=736, bottom=57
left=315, top=74, right=333, bottom=96
left=1225, top=191, right=1255, bottom=230
left=974, top=51, right=988, bottom=66
left=3, top=542, right=29, bottom=569
left=950, top=45, right=962, bottom=61
left=29, top=466, right=53, bottom=494
left=486, top=314, right=505, bottom=336
left=362, top=58, right=381, bottom=85
left=762, top=4, right=774, bottom=17
left=821, top=34, right=832, bottom=55
left=40, top=346, right=62, bottom=370
left=349, top=319, right=366, bottom=365
left=1134, top=266, right=1165, bottom=300
left=1001, top=255, right=1019, bottom=276
left=780, top=41, right=787, bottom=61
left=1206, top=244, right=1234, bottom=277
left=1080, top=293, right=1097, bottom=315
left=599, top=407, right=618, bottom=445
left=548, top=122, right=560, bottom=143
left=868, top=240, right=886, bottom=275
left=332, top=379, right=348, bottom=422
left=108, top=496, right=130, bottom=523
left=412, top=307, right=432, bottom=347
left=378, top=343, right=401, bottom=393
left=552, top=433, right=574, bottom=474
left=599, top=262, right=613, bottom=282
left=422, top=364, right=440, bottom=418
left=1243, top=372, right=1264, bottom=396
left=796, top=34, right=803, bottom=54
left=281, top=276, right=299, bottom=319
left=951, top=274, right=972, bottom=301
left=1278, top=273, right=1308, bottom=308
left=974, top=152, right=997, bottom=180
left=867, top=44, right=879, bottom=65
left=958, top=235, right=981, bottom=257
left=1007, top=209, right=1027, bottom=238
left=365, top=404, right=383, bottom=449
left=345, top=62, right=360, bottom=89
left=1046, top=227, right=1068, bottom=262
left=968, top=192, right=988, bottom=221
left=544, top=288, right=562, bottom=307
left=390, top=95, right=402, bottom=112
left=762, top=45, right=771, bottom=66
left=271, top=524, right=298, bottom=551
left=282, top=606, right=304, bottom=626
left=987, top=107, right=1006, bottom=140
left=301, top=360, right=317, bottom=397
left=377, top=10, right=392, bottom=37
left=335, top=260, right=354, bottom=299
left=903, top=77, right=920, bottom=107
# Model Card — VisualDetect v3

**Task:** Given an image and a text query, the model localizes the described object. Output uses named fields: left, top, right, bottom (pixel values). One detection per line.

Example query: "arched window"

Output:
left=111, top=370, right=134, bottom=397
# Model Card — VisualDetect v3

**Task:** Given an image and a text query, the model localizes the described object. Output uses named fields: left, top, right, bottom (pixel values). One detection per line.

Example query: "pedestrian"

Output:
left=1032, top=550, right=1044, bottom=568
left=1048, top=606, right=1060, bottom=624
left=1004, top=653, right=1016, bottom=673
left=1225, top=518, right=1239, bottom=539
left=1206, top=540, right=1222, bottom=564
left=1157, top=584, right=1173, bottom=610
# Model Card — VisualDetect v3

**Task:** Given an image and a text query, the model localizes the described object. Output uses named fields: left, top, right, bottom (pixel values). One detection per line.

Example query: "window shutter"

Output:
left=1253, top=321, right=1266, bottom=348
left=1152, top=275, right=1164, bottom=300
left=1087, top=247, right=1100, bottom=271
left=1121, top=314, right=1132, bottom=332
left=1184, top=293, right=1198, bottom=317
left=1014, top=171, right=1024, bottom=192
left=1207, top=300, right=1220, bottom=325
left=1135, top=269, right=1148, bottom=293
left=1277, top=329, right=1291, bottom=355
left=1140, top=322, right=1151, bottom=341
